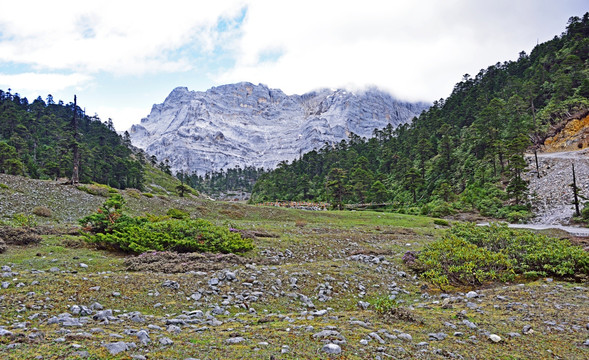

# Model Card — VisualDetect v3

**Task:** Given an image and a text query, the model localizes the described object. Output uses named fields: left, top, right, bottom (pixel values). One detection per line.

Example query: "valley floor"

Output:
left=0, top=175, right=588, bottom=359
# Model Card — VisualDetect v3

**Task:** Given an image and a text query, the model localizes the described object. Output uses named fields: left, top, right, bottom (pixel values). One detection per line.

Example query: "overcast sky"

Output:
left=0, top=0, right=586, bottom=131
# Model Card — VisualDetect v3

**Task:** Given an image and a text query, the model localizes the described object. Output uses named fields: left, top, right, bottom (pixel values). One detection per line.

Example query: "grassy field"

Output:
left=0, top=174, right=588, bottom=359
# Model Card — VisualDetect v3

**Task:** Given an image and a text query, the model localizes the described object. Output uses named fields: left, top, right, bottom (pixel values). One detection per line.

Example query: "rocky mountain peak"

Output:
left=130, top=83, right=429, bottom=175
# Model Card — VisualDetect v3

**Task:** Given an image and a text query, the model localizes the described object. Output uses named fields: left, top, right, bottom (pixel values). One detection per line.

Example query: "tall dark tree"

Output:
left=71, top=95, right=80, bottom=184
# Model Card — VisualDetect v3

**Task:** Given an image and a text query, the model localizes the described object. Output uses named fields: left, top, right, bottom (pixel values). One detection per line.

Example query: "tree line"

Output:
left=180, top=166, right=266, bottom=196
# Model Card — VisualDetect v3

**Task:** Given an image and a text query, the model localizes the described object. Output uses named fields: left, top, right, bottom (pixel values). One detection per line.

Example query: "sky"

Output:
left=0, top=1, right=586, bottom=131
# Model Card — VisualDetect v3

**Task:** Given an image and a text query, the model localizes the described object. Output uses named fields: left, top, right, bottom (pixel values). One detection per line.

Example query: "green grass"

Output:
left=0, top=177, right=587, bottom=359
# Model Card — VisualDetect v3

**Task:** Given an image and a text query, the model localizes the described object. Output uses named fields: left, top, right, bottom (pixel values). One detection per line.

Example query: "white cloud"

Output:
left=216, top=0, right=586, bottom=101
left=0, top=0, right=246, bottom=75
left=0, top=0, right=585, bottom=131
left=91, top=105, right=149, bottom=132
left=0, top=72, right=92, bottom=93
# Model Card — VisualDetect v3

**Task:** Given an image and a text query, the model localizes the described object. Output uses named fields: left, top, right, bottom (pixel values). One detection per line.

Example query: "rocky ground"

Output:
left=524, top=149, right=589, bottom=225
left=0, top=175, right=588, bottom=359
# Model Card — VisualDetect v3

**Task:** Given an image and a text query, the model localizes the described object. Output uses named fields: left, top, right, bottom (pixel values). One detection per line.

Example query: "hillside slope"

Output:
left=250, top=13, right=589, bottom=219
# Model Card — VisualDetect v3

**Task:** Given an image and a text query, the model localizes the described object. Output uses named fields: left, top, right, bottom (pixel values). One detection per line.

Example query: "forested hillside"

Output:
left=251, top=14, right=589, bottom=220
left=183, top=166, right=266, bottom=197
left=0, top=91, right=144, bottom=189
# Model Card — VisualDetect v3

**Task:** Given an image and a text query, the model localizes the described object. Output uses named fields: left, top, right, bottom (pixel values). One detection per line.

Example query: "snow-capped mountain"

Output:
left=130, top=82, right=429, bottom=174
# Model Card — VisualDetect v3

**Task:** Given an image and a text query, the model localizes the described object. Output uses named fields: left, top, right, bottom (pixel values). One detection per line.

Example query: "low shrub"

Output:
left=409, top=222, right=589, bottom=289
left=13, top=213, right=37, bottom=227
left=433, top=219, right=450, bottom=226
left=0, top=239, right=6, bottom=253
left=369, top=294, right=422, bottom=323
left=78, top=184, right=116, bottom=197
left=449, top=223, right=589, bottom=277
left=582, top=202, right=589, bottom=221
left=80, top=195, right=253, bottom=255
left=410, top=235, right=514, bottom=289
left=142, top=192, right=154, bottom=198
left=89, top=219, right=253, bottom=254
left=0, top=183, right=9, bottom=190
left=427, top=200, right=456, bottom=218
left=32, top=206, right=52, bottom=218
left=125, top=188, right=141, bottom=199
left=166, top=208, right=190, bottom=220
left=295, top=220, right=307, bottom=228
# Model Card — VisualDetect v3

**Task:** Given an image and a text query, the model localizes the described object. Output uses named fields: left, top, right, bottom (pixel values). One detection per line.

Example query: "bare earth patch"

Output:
left=124, top=251, right=273, bottom=273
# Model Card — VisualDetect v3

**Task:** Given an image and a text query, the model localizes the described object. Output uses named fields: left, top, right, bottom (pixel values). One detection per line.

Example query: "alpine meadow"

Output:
left=0, top=7, right=588, bottom=360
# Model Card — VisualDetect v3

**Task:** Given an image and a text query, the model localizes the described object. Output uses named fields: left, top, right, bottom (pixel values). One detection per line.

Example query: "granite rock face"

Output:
left=130, top=82, right=429, bottom=174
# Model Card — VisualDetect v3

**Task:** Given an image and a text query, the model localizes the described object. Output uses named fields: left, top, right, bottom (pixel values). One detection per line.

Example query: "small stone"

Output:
left=357, top=301, right=370, bottom=310
left=523, top=325, right=533, bottom=335
left=226, top=336, right=246, bottom=344
left=489, top=334, right=501, bottom=343
left=90, top=302, right=103, bottom=310
left=167, top=324, right=181, bottom=334
left=162, top=280, right=180, bottom=289
left=322, top=343, right=342, bottom=354
left=428, top=332, right=447, bottom=341
left=225, top=272, right=236, bottom=281
left=462, top=320, right=477, bottom=329
left=465, top=291, right=478, bottom=299
left=312, top=330, right=340, bottom=339
left=104, top=342, right=130, bottom=355
left=0, top=328, right=13, bottom=336
left=159, top=337, right=173, bottom=346
left=49, top=267, right=60, bottom=273
left=130, top=314, right=145, bottom=323
left=190, top=292, right=202, bottom=301
left=212, top=306, right=225, bottom=316
left=398, top=333, right=412, bottom=341
left=136, top=330, right=150, bottom=345
left=311, top=309, right=328, bottom=316
left=359, top=339, right=369, bottom=345
left=79, top=263, right=88, bottom=268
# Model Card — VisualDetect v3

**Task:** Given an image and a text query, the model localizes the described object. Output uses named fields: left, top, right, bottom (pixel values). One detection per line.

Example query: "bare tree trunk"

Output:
left=534, top=148, right=540, bottom=178
left=71, top=95, right=80, bottom=185
left=572, top=163, right=580, bottom=217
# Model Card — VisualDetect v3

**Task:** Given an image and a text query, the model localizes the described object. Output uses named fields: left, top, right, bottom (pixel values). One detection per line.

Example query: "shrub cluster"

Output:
left=32, top=206, right=52, bottom=217
left=77, top=183, right=117, bottom=197
left=407, top=222, right=589, bottom=289
left=80, top=195, right=253, bottom=254
left=125, top=188, right=142, bottom=199
left=166, top=208, right=190, bottom=220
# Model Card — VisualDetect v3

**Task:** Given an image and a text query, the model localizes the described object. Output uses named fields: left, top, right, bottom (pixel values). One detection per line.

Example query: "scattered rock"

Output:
left=322, top=343, right=341, bottom=354
left=104, top=342, right=135, bottom=355
left=226, top=337, right=246, bottom=344
left=489, top=334, right=502, bottom=343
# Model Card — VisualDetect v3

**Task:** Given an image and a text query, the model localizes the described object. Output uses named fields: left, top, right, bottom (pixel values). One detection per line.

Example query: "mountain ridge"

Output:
left=129, top=82, right=429, bottom=175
